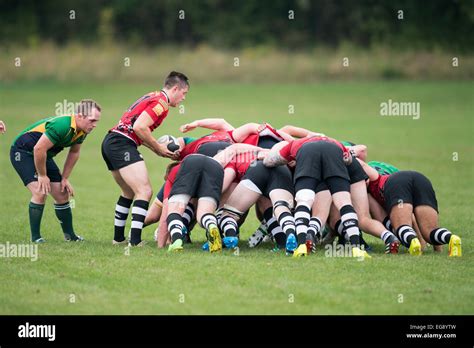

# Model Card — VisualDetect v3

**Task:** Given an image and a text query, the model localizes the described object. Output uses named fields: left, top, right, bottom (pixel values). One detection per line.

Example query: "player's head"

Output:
left=163, top=71, right=189, bottom=107
left=75, top=99, right=101, bottom=134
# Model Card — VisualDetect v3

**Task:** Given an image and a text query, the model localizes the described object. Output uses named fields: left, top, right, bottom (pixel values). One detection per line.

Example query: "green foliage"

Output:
left=0, top=0, right=473, bottom=51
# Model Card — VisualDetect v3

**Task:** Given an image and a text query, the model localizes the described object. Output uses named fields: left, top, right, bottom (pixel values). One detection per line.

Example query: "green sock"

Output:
left=29, top=202, right=45, bottom=241
left=54, top=202, right=77, bottom=240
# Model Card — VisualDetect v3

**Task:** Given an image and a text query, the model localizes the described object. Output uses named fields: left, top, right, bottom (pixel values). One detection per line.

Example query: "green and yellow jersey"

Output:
left=12, top=115, right=86, bottom=158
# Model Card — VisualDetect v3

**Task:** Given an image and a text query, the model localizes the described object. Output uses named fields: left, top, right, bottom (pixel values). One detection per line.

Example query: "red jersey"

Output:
left=163, top=164, right=181, bottom=200
left=367, top=174, right=391, bottom=208
left=238, top=123, right=285, bottom=146
left=225, top=152, right=258, bottom=182
left=279, top=136, right=350, bottom=162
left=111, top=90, right=170, bottom=145
left=179, top=130, right=234, bottom=160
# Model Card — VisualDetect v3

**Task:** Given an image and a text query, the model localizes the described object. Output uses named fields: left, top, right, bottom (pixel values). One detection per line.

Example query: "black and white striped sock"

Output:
left=267, top=216, right=285, bottom=248
left=340, top=205, right=361, bottom=246
left=114, top=196, right=133, bottom=242
left=278, top=211, right=296, bottom=238
left=220, top=215, right=238, bottom=237
left=129, top=200, right=149, bottom=245
left=429, top=228, right=452, bottom=245
left=167, top=213, right=184, bottom=242
left=182, top=203, right=195, bottom=232
left=295, top=204, right=310, bottom=245
left=200, top=213, right=218, bottom=230
left=381, top=230, right=398, bottom=244
left=396, top=225, right=417, bottom=248
left=383, top=216, right=393, bottom=232
left=308, top=217, right=322, bottom=240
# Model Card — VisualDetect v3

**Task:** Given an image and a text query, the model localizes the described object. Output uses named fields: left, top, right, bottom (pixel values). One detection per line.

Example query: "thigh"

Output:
left=102, top=132, right=143, bottom=171
left=383, top=172, right=414, bottom=211
left=10, top=148, right=38, bottom=186
left=46, top=159, right=62, bottom=183
left=225, top=183, right=261, bottom=213
left=413, top=205, right=439, bottom=241
left=118, top=161, right=151, bottom=193
left=412, top=172, right=438, bottom=212
left=111, top=170, right=135, bottom=198
left=389, top=203, right=414, bottom=230
left=268, top=165, right=294, bottom=196
left=350, top=180, right=370, bottom=218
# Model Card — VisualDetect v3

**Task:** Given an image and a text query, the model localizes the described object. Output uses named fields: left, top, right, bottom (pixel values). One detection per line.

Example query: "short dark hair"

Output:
left=164, top=71, right=189, bottom=89
left=76, top=99, right=101, bottom=116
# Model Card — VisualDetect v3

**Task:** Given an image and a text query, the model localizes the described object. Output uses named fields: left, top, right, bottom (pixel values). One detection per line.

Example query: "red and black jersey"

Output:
left=367, top=174, right=391, bottom=207
left=179, top=130, right=234, bottom=160
left=238, top=123, right=285, bottom=146
left=163, top=164, right=181, bottom=200
left=279, top=136, right=350, bottom=162
left=110, top=90, right=170, bottom=145
left=225, top=152, right=258, bottom=182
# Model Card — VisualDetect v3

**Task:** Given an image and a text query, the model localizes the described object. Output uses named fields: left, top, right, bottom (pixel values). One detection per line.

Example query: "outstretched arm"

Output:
left=279, top=125, right=325, bottom=138
left=357, top=158, right=379, bottom=181
left=213, top=143, right=262, bottom=167
left=180, top=118, right=235, bottom=133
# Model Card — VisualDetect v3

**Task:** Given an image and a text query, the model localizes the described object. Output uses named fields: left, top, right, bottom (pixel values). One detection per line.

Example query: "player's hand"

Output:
left=343, top=152, right=353, bottom=166
left=61, top=178, right=75, bottom=197
left=37, top=175, right=51, bottom=195
left=156, top=141, right=178, bottom=159
left=0, top=120, right=6, bottom=134
left=179, top=122, right=197, bottom=133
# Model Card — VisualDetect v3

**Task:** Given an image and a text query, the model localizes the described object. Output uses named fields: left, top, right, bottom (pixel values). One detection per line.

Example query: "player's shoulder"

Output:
left=149, top=91, right=169, bottom=115
left=46, top=115, right=73, bottom=132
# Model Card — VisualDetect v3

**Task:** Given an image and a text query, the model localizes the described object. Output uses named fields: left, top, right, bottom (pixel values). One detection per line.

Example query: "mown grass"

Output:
left=0, top=80, right=473, bottom=314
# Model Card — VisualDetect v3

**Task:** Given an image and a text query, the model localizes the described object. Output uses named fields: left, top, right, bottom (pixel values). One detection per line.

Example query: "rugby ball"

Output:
left=157, top=135, right=180, bottom=152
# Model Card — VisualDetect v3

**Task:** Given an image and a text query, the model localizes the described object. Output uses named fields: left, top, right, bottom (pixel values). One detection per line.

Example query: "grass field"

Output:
left=0, top=80, right=473, bottom=314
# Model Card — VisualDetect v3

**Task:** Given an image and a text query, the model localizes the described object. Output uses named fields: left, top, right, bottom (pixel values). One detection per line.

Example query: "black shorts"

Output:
left=10, top=146, right=62, bottom=186
left=294, top=141, right=350, bottom=182
left=384, top=171, right=438, bottom=212
left=258, top=136, right=280, bottom=149
left=101, top=132, right=143, bottom=171
left=242, top=160, right=294, bottom=197
left=197, top=141, right=231, bottom=157
left=156, top=184, right=165, bottom=202
left=347, top=158, right=369, bottom=184
left=170, top=154, right=224, bottom=204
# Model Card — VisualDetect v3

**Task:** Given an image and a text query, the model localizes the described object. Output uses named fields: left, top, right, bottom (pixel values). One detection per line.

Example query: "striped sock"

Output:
left=167, top=213, right=184, bottom=242
left=396, top=225, right=417, bottom=248
left=114, top=196, right=133, bottom=242
left=308, top=217, right=322, bottom=240
left=383, top=216, right=393, bottom=232
left=340, top=205, right=361, bottom=246
left=295, top=204, right=310, bottom=245
left=277, top=211, right=296, bottom=238
left=129, top=200, right=149, bottom=245
left=429, top=228, right=452, bottom=245
left=200, top=213, right=218, bottom=230
left=381, top=230, right=398, bottom=244
left=220, top=215, right=238, bottom=237
left=182, top=202, right=195, bottom=232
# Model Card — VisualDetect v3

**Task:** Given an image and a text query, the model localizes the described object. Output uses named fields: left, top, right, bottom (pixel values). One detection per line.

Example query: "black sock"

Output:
left=383, top=216, right=393, bottom=232
left=182, top=202, right=195, bottom=232
left=129, top=200, right=149, bottom=245
left=295, top=205, right=310, bottom=245
left=29, top=202, right=45, bottom=241
left=396, top=225, right=417, bottom=248
left=54, top=202, right=78, bottom=240
left=167, top=213, right=184, bottom=242
left=429, top=228, right=452, bottom=245
left=114, top=196, right=133, bottom=242
left=340, top=205, right=361, bottom=246
left=277, top=211, right=296, bottom=237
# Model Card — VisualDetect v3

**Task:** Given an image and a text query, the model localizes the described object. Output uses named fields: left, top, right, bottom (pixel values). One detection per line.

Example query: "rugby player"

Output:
left=163, top=143, right=263, bottom=252
left=264, top=136, right=371, bottom=259
left=10, top=100, right=101, bottom=242
left=101, top=71, right=189, bottom=246
left=361, top=162, right=462, bottom=257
